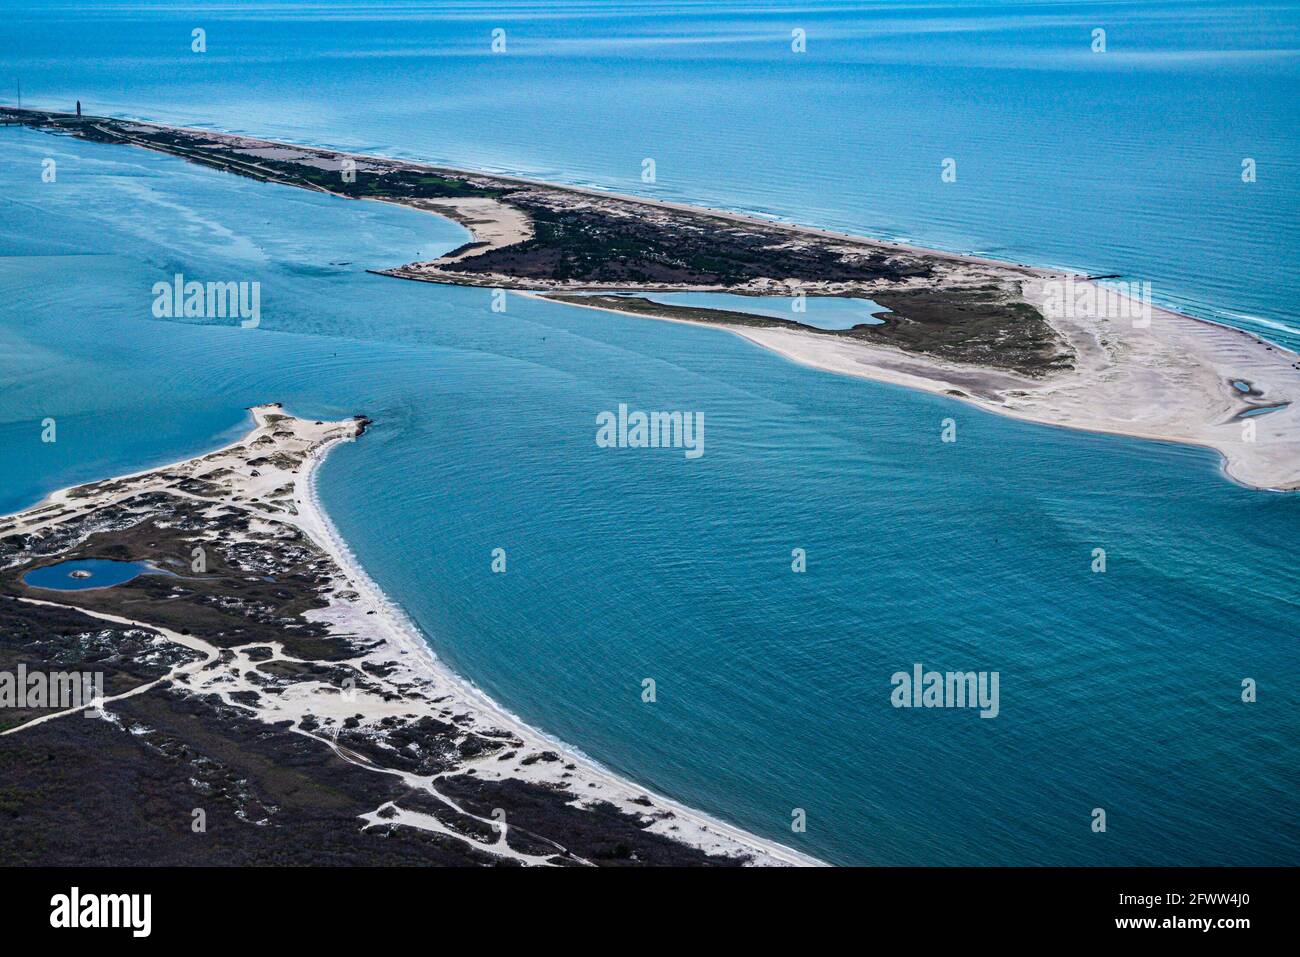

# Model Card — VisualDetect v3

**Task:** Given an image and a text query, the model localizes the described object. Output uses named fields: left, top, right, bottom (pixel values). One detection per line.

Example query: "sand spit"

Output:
left=7, top=106, right=1296, bottom=489
left=543, top=282, right=1300, bottom=491
left=737, top=280, right=1300, bottom=491
left=0, top=405, right=819, bottom=866
left=191, top=124, right=1300, bottom=490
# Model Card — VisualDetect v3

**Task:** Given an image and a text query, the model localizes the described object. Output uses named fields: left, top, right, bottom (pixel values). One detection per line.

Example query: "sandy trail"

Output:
left=3, top=404, right=822, bottom=866
left=0, top=596, right=219, bottom=736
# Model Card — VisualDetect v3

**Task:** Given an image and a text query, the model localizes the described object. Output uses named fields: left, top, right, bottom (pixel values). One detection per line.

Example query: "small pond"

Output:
left=590, top=291, right=888, bottom=329
left=23, top=558, right=152, bottom=591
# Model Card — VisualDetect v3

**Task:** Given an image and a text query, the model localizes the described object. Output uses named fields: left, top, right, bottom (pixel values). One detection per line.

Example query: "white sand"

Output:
left=293, top=425, right=821, bottom=866
left=69, top=114, right=1300, bottom=489
left=547, top=284, right=1300, bottom=491
left=383, top=196, right=533, bottom=256
left=3, top=405, right=822, bottom=866
left=736, top=282, right=1300, bottom=491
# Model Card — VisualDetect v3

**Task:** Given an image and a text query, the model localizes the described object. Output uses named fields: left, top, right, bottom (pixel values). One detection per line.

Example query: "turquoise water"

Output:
left=4, top=0, right=1298, bottom=346
left=1, top=1, right=1298, bottom=865
left=614, top=292, right=887, bottom=329
left=23, top=558, right=151, bottom=591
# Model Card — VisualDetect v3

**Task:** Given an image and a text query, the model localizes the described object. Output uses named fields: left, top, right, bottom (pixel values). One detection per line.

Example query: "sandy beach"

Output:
left=292, top=416, right=821, bottom=865
left=10, top=106, right=1296, bottom=491
left=1, top=405, right=820, bottom=866
left=742, top=282, right=1300, bottom=491
left=541, top=283, right=1300, bottom=491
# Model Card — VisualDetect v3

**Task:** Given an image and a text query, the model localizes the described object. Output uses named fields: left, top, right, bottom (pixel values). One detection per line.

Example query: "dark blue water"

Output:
left=23, top=558, right=150, bottom=590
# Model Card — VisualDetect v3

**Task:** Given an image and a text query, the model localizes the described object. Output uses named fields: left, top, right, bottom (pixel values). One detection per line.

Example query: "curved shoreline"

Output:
left=530, top=291, right=1300, bottom=493
left=295, top=419, right=824, bottom=866
left=1, top=404, right=823, bottom=864
left=7, top=106, right=1300, bottom=491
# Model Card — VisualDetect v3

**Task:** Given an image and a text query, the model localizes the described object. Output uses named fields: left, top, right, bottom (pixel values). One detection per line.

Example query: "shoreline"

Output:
left=1, top=402, right=822, bottom=866
left=1, top=106, right=1046, bottom=274
left=534, top=291, right=1298, bottom=493
left=0, top=416, right=258, bottom=524
left=294, top=420, right=823, bottom=866
left=6, top=106, right=1299, bottom=490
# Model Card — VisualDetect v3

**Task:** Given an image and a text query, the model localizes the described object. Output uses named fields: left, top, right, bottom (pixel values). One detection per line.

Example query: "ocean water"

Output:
left=1, top=1, right=1298, bottom=865
left=4, top=0, right=1299, bottom=346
